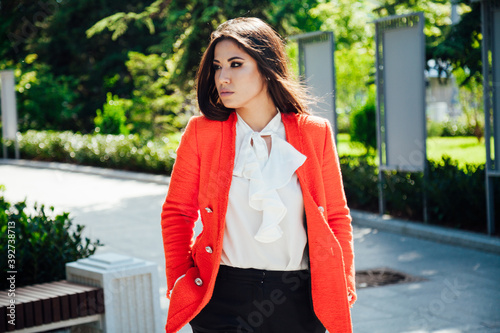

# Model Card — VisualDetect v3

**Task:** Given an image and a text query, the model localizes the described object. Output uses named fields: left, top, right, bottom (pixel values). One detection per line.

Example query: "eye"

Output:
left=212, top=64, right=221, bottom=71
left=231, top=62, right=242, bottom=68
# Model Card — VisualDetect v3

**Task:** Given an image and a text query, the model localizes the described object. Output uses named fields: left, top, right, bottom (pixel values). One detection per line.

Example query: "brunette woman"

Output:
left=161, top=17, right=356, bottom=333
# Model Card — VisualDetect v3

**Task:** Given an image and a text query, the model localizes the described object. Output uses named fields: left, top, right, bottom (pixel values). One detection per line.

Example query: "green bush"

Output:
left=349, top=92, right=377, bottom=151
left=5, top=130, right=180, bottom=175
left=427, top=119, right=444, bottom=137
left=0, top=185, right=102, bottom=289
left=441, top=120, right=477, bottom=137
left=426, top=156, right=487, bottom=230
left=339, top=155, right=499, bottom=233
left=4, top=129, right=498, bottom=234
left=2, top=55, right=81, bottom=132
left=427, top=118, right=483, bottom=139
left=336, top=113, right=351, bottom=134
left=94, top=92, right=130, bottom=135
left=339, top=155, right=379, bottom=211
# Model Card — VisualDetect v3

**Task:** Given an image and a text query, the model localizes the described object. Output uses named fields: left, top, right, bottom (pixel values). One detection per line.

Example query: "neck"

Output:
left=236, top=95, right=277, bottom=132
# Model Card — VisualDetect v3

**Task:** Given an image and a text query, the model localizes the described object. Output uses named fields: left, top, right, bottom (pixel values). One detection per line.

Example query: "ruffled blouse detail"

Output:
left=233, top=112, right=307, bottom=243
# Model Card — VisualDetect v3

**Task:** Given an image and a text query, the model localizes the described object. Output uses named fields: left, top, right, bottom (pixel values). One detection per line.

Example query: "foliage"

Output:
left=427, top=119, right=445, bottom=137
left=336, top=133, right=369, bottom=156
left=1, top=55, right=81, bottom=132
left=453, top=66, right=484, bottom=140
left=334, top=47, right=375, bottom=116
left=373, top=0, right=453, bottom=37
left=382, top=168, right=424, bottom=220
left=4, top=130, right=180, bottom=175
left=306, top=0, right=377, bottom=125
left=339, top=155, right=379, bottom=211
left=1, top=0, right=160, bottom=132
left=425, top=156, right=487, bottom=230
left=427, top=0, right=481, bottom=86
left=440, top=120, right=479, bottom=137
left=428, top=118, right=483, bottom=138
left=349, top=89, right=377, bottom=151
left=0, top=186, right=102, bottom=289
left=336, top=114, right=351, bottom=134
left=373, top=0, right=481, bottom=85
left=4, top=127, right=496, bottom=234
left=309, top=0, right=376, bottom=51
left=86, top=0, right=324, bottom=92
left=339, top=155, right=498, bottom=233
left=123, top=51, right=187, bottom=138
left=94, top=92, right=130, bottom=135
left=339, top=132, right=486, bottom=167
left=1, top=0, right=485, bottom=135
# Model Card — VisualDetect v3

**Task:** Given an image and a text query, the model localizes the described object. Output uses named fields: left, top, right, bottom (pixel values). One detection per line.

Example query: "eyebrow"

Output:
left=213, top=56, right=245, bottom=63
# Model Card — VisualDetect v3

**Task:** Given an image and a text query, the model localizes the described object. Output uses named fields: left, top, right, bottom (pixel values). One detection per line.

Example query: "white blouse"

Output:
left=220, top=111, right=309, bottom=271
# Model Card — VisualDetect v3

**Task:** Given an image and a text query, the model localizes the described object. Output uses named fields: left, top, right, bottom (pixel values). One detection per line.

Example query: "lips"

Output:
left=219, top=88, right=234, bottom=97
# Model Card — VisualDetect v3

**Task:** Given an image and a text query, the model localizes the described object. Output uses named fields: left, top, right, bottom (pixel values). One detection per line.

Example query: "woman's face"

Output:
left=213, top=39, right=268, bottom=111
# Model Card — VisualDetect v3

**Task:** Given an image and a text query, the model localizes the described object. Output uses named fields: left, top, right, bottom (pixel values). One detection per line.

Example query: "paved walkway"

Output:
left=1, top=162, right=499, bottom=333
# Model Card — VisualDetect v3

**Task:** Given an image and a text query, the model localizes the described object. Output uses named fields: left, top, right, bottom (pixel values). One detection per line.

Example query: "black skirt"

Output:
left=189, top=265, right=326, bottom=333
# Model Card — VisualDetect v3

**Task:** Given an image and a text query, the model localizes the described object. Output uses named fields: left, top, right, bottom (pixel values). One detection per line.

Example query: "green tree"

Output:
left=372, top=0, right=482, bottom=85
left=349, top=88, right=377, bottom=152
left=428, top=1, right=481, bottom=85
left=87, top=0, right=324, bottom=93
left=1, top=54, right=81, bottom=132
left=124, top=51, right=185, bottom=138
left=1, top=0, right=161, bottom=132
left=308, top=0, right=376, bottom=117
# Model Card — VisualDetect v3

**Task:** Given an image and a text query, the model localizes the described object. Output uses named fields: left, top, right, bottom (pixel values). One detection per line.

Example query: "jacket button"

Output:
left=205, top=246, right=213, bottom=254
left=205, top=207, right=213, bottom=213
left=194, top=278, right=203, bottom=286
left=318, top=206, right=325, bottom=213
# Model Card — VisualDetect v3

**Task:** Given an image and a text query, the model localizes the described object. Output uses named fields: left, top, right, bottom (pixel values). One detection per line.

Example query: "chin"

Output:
left=221, top=102, right=238, bottom=109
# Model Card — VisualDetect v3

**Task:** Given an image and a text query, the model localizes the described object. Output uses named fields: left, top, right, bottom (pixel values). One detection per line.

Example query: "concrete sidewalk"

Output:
left=1, top=161, right=499, bottom=333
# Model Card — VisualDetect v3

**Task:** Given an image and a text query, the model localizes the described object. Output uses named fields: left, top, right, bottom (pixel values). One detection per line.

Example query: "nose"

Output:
left=217, top=67, right=230, bottom=84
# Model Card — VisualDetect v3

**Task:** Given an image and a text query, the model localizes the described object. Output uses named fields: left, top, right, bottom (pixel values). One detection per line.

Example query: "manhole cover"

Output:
left=355, top=267, right=425, bottom=288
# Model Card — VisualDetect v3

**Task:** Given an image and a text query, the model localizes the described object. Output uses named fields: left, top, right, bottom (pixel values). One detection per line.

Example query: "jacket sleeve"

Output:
left=161, top=117, right=200, bottom=298
left=322, top=120, right=357, bottom=307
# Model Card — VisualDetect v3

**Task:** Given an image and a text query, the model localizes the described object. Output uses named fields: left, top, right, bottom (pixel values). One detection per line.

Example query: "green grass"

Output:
left=337, top=133, right=368, bottom=157
left=336, top=134, right=487, bottom=167
left=427, top=136, right=486, bottom=167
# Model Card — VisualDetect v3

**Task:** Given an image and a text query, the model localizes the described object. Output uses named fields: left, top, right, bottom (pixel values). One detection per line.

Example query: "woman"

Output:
left=161, top=17, right=356, bottom=333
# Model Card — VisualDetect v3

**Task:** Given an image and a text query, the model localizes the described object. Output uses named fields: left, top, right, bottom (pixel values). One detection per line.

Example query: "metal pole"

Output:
left=375, top=22, right=386, bottom=216
left=14, top=138, right=20, bottom=159
left=418, top=12, right=429, bottom=224
left=481, top=0, right=495, bottom=235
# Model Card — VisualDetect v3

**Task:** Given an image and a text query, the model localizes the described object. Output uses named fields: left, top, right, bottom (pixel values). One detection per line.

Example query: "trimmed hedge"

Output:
left=4, top=131, right=499, bottom=234
left=340, top=155, right=499, bottom=234
left=0, top=185, right=102, bottom=289
left=5, top=130, right=180, bottom=175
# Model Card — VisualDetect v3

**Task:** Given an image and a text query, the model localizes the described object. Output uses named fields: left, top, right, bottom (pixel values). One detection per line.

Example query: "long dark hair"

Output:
left=196, top=17, right=310, bottom=121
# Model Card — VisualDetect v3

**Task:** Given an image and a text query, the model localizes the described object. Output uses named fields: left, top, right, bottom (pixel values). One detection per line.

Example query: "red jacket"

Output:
left=161, top=111, right=356, bottom=333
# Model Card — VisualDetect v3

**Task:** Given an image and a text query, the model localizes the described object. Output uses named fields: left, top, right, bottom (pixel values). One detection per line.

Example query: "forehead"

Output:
left=213, top=39, right=250, bottom=60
